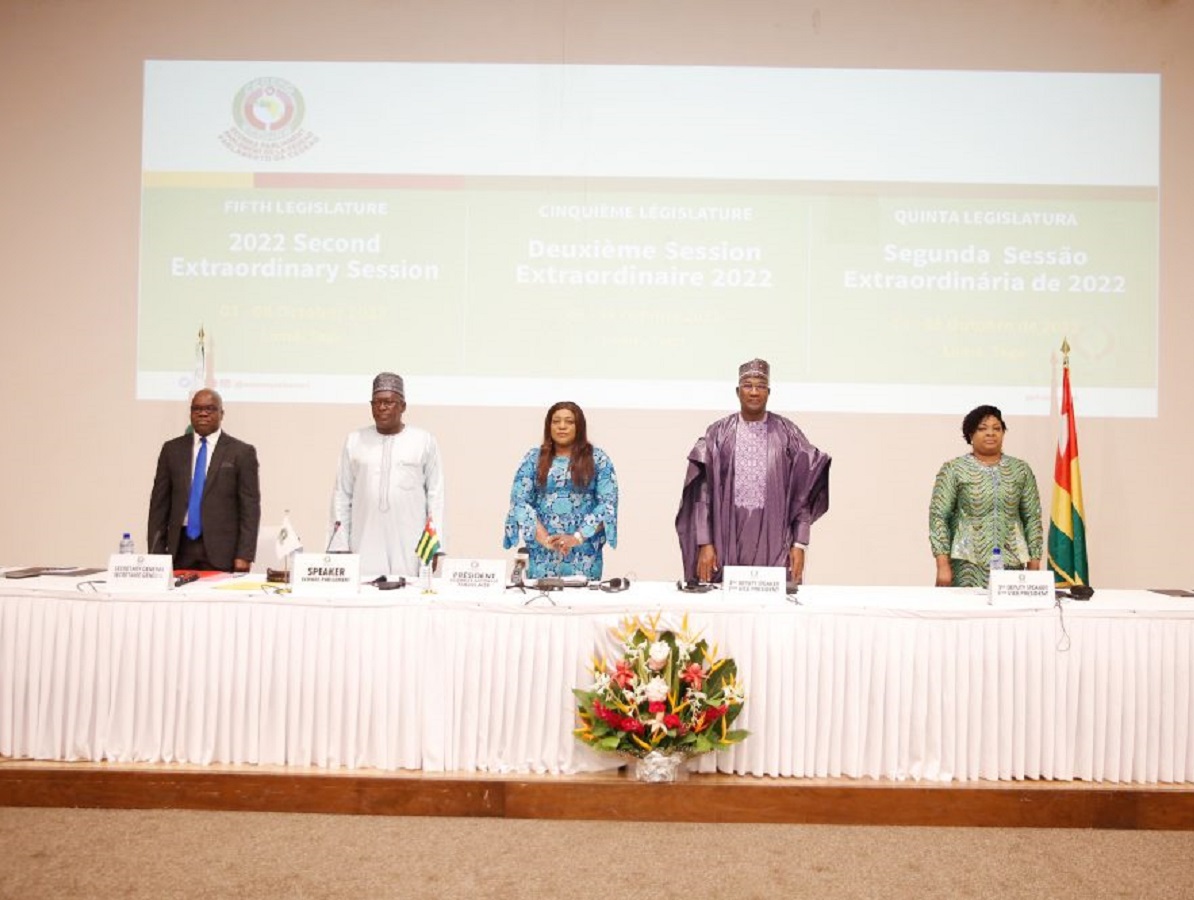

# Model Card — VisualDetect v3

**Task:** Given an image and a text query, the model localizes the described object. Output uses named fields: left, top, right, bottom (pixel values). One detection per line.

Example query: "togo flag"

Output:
left=415, top=517, right=441, bottom=564
left=1047, top=350, right=1089, bottom=586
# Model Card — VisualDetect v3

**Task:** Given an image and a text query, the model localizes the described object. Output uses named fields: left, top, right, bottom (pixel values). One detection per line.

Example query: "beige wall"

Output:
left=1, top=0, right=1191, bottom=587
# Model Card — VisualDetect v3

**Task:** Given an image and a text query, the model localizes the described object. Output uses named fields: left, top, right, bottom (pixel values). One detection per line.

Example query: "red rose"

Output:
left=648, top=701, right=666, bottom=714
left=663, top=714, right=680, bottom=728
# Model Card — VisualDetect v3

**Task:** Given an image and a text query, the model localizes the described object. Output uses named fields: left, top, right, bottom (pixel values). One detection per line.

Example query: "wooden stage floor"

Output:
left=2, top=760, right=1192, bottom=830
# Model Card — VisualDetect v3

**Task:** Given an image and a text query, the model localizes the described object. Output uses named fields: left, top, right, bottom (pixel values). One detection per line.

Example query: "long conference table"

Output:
left=1, top=572, right=1192, bottom=783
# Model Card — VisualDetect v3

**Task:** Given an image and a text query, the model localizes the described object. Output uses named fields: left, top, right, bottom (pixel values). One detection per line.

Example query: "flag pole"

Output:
left=1047, top=337, right=1089, bottom=589
left=416, top=517, right=440, bottom=594
left=283, top=509, right=291, bottom=578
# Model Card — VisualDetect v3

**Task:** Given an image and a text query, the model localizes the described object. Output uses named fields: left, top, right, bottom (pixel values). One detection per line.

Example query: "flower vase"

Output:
left=631, top=750, right=689, bottom=783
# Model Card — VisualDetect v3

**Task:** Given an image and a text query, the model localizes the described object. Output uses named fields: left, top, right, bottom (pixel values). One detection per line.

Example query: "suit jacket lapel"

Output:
left=178, top=435, right=198, bottom=491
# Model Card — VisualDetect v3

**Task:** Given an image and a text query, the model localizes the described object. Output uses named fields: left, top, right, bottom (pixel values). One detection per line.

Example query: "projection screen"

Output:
left=139, top=62, right=1159, bottom=416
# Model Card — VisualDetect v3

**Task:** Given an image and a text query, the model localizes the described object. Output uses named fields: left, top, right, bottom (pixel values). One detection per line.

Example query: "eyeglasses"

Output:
left=371, top=399, right=401, bottom=409
left=190, top=405, right=220, bottom=414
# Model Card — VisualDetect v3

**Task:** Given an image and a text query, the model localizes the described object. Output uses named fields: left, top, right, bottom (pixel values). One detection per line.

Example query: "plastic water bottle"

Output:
left=119, top=532, right=135, bottom=555
left=511, top=547, right=528, bottom=586
left=989, top=545, right=1003, bottom=572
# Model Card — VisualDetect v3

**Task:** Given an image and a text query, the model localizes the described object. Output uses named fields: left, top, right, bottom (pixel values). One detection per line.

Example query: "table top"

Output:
left=4, top=568, right=1193, bottom=619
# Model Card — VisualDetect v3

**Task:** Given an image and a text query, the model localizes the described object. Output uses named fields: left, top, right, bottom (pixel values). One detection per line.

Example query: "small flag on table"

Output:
left=276, top=512, right=303, bottom=560
left=1048, top=340, right=1089, bottom=587
left=415, top=517, right=441, bottom=565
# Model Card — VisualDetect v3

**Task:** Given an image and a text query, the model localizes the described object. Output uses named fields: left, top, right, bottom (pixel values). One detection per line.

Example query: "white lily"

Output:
left=675, top=639, right=697, bottom=663
left=721, top=682, right=745, bottom=704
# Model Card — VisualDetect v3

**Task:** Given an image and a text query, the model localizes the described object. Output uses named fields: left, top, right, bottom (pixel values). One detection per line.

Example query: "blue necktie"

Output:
left=186, top=436, right=208, bottom=540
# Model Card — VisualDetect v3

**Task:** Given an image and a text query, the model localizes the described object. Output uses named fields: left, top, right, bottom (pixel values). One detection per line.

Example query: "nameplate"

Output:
left=107, top=554, right=174, bottom=592
left=988, top=569, right=1056, bottom=608
left=722, top=565, right=786, bottom=600
left=442, top=558, right=507, bottom=595
left=291, top=553, right=361, bottom=596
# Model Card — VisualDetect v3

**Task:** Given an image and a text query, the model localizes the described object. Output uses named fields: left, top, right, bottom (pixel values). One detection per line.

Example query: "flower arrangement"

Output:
left=573, top=614, right=747, bottom=759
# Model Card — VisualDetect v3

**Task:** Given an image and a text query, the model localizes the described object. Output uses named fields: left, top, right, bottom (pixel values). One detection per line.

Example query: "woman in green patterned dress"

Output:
left=929, top=405, right=1044, bottom=588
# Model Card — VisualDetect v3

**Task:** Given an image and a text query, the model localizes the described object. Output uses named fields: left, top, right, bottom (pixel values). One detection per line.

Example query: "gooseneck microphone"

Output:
left=326, top=521, right=343, bottom=553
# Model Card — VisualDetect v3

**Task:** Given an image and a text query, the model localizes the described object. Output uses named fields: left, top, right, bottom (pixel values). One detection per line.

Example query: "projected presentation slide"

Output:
left=138, top=62, right=1159, bottom=415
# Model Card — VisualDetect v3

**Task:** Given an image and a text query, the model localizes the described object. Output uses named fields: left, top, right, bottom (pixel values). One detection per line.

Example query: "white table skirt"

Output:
left=2, top=580, right=1192, bottom=782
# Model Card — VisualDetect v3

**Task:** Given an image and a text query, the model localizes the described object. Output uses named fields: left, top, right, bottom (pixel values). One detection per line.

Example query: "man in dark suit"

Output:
left=148, top=389, right=261, bottom=572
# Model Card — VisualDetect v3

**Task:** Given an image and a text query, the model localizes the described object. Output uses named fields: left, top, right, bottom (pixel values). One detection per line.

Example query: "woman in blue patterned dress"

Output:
left=503, top=401, right=619, bottom=580
left=929, top=404, right=1044, bottom=588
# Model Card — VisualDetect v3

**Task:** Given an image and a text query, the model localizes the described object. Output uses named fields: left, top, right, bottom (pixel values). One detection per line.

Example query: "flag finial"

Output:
left=1060, top=337, right=1070, bottom=367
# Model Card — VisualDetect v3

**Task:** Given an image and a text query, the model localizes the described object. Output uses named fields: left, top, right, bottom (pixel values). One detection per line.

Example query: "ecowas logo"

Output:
left=219, top=77, right=318, bottom=161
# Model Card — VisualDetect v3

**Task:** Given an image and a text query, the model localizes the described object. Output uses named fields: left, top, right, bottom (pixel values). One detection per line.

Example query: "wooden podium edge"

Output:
left=1, top=764, right=1192, bottom=830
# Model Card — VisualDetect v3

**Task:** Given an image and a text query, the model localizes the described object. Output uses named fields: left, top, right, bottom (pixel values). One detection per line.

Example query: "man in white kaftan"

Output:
left=331, top=372, right=445, bottom=579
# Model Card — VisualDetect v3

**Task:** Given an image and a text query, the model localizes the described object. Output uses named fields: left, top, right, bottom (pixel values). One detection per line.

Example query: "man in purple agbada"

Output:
left=676, top=359, right=831, bottom=584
